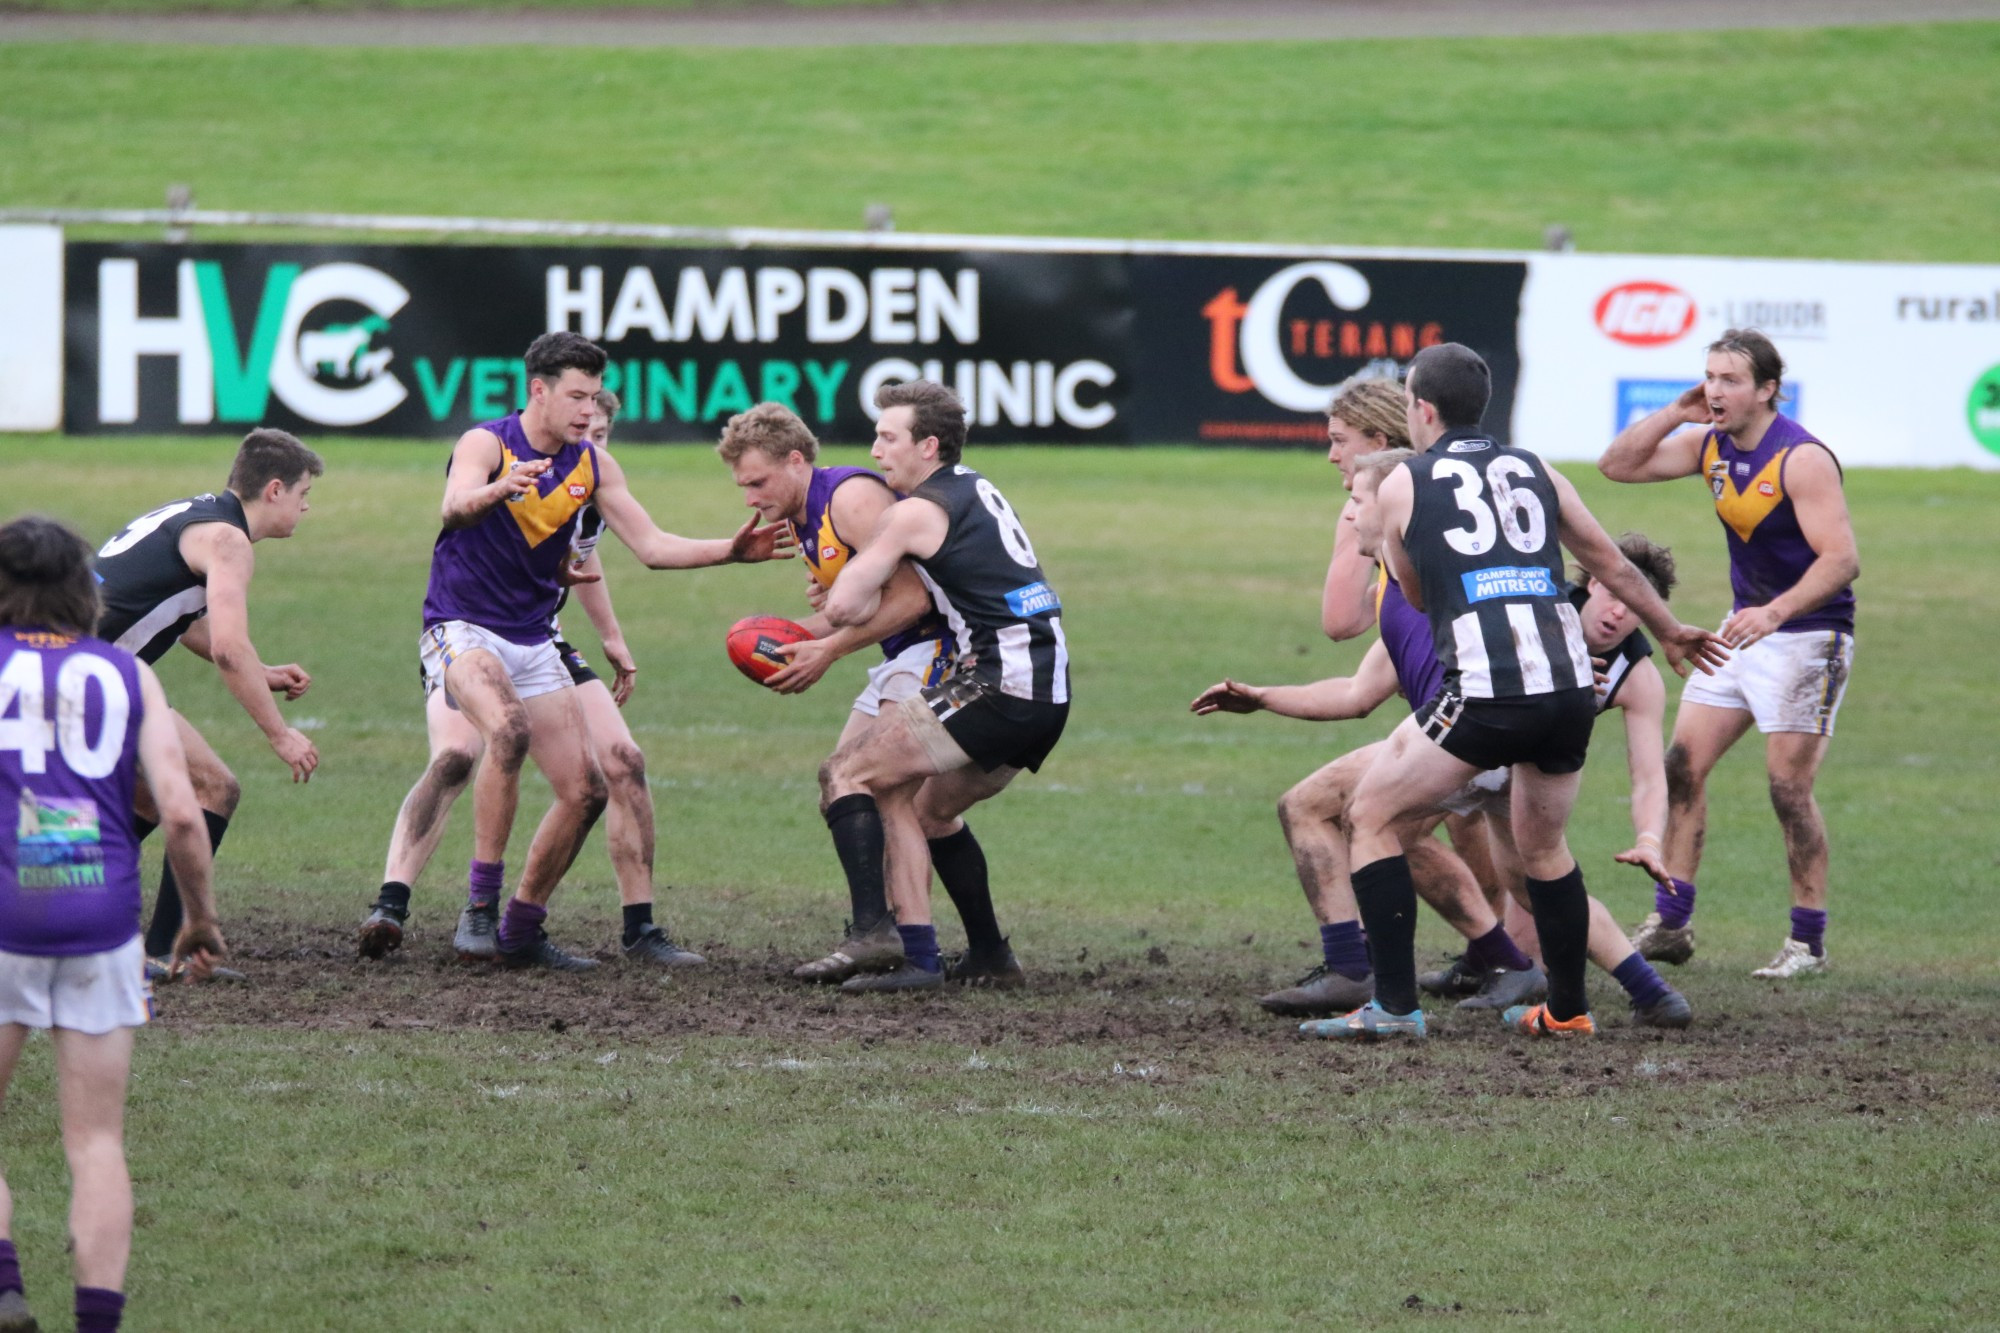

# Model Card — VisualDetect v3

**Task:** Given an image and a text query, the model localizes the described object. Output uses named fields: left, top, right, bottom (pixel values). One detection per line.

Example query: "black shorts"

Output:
left=417, top=639, right=597, bottom=695
left=923, top=672, right=1068, bottom=774
left=1414, top=685, right=1595, bottom=775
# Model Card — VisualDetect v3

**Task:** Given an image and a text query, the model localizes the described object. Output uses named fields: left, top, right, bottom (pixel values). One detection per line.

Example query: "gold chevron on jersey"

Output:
left=502, top=446, right=597, bottom=549
left=1702, top=433, right=1788, bottom=544
left=804, top=509, right=852, bottom=589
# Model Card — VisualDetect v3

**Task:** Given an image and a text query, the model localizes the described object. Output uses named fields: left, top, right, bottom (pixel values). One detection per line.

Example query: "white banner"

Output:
left=1517, top=251, right=2000, bottom=469
left=0, top=225, right=63, bottom=431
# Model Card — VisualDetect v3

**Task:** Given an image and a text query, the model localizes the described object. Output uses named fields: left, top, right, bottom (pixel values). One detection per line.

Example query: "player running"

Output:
left=404, top=333, right=790, bottom=972
left=813, top=380, right=1069, bottom=993
left=1324, top=343, right=1723, bottom=1040
left=711, top=404, right=998, bottom=985
left=93, top=429, right=321, bottom=981
left=357, top=390, right=705, bottom=967
left=0, top=516, right=226, bottom=1333
left=1598, top=329, right=1859, bottom=978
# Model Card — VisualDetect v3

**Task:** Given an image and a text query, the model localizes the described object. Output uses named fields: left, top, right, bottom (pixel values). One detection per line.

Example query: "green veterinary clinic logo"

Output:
left=192, top=262, right=402, bottom=424
left=1969, top=364, right=2000, bottom=456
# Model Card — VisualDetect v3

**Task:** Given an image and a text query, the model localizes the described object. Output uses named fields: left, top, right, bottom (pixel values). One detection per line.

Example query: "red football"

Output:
left=726, top=615, right=812, bottom=685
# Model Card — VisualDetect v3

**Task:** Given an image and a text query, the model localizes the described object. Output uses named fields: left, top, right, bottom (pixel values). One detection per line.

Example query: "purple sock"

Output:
left=1790, top=906, right=1827, bottom=957
left=1463, top=923, right=1535, bottom=974
left=495, top=898, right=547, bottom=953
left=898, top=924, right=941, bottom=974
left=1655, top=876, right=1696, bottom=930
left=1319, top=921, right=1371, bottom=981
left=1612, top=953, right=1674, bottom=1009
left=75, top=1286, right=124, bottom=1333
left=468, top=859, right=504, bottom=909
left=0, top=1238, right=20, bottom=1295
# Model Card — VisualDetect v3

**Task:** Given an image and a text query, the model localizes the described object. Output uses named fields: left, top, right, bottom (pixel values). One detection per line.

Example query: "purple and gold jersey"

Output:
left=795, top=466, right=954, bottom=663
left=0, top=629, right=145, bottom=956
left=422, top=413, right=599, bottom=646
left=1375, top=572, right=1444, bottom=713
left=1700, top=415, right=1854, bottom=635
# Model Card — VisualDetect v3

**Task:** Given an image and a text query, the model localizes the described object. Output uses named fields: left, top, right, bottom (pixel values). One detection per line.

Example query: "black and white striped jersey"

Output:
left=549, top=502, right=605, bottom=637
left=1403, top=432, right=1591, bottom=700
left=94, top=491, right=252, bottom=664
left=909, top=464, right=1069, bottom=705
left=1569, top=581, right=1653, bottom=712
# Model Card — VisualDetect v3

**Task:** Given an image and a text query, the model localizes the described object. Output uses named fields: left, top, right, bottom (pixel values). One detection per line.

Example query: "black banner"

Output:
left=63, top=241, right=1523, bottom=445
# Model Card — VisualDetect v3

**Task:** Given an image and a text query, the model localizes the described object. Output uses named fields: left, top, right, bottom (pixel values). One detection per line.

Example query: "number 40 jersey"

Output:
left=908, top=465, right=1070, bottom=706
left=1403, top=432, right=1592, bottom=701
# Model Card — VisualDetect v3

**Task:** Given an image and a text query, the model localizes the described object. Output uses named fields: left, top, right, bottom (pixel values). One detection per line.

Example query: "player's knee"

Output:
left=818, top=753, right=858, bottom=806
left=431, top=745, right=478, bottom=792
left=1767, top=773, right=1816, bottom=828
left=199, top=764, right=242, bottom=818
left=1664, top=742, right=1701, bottom=805
left=603, top=740, right=646, bottom=792
left=487, top=708, right=531, bottom=770
left=576, top=762, right=610, bottom=819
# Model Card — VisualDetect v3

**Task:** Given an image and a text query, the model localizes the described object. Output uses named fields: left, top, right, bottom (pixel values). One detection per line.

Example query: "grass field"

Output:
left=0, top=437, right=1994, bottom=1328
left=6, top=23, right=2000, bottom=260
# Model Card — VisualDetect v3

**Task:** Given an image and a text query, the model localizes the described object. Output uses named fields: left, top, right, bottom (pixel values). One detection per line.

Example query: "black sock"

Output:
left=376, top=881, right=412, bottom=915
left=1351, top=855, right=1420, bottom=1015
left=1527, top=864, right=1591, bottom=1022
left=930, top=823, right=1003, bottom=955
left=621, top=902, right=654, bottom=945
left=145, top=810, right=227, bottom=958
left=824, top=794, right=889, bottom=932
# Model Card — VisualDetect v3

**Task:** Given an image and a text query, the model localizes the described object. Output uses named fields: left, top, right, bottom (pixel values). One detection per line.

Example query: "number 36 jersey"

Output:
left=1403, top=432, right=1591, bottom=700
left=908, top=465, right=1070, bottom=705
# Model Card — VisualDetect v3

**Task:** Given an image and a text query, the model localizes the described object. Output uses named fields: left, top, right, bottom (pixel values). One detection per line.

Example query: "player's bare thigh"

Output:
left=822, top=697, right=939, bottom=800
left=1668, top=701, right=1755, bottom=779
left=1348, top=715, right=1482, bottom=836
left=573, top=677, right=644, bottom=790
left=913, top=760, right=1017, bottom=836
left=441, top=648, right=531, bottom=753
left=425, top=684, right=483, bottom=765
left=1505, top=763, right=1586, bottom=877
left=1281, top=742, right=1382, bottom=830
left=132, top=710, right=238, bottom=824
left=521, top=685, right=603, bottom=802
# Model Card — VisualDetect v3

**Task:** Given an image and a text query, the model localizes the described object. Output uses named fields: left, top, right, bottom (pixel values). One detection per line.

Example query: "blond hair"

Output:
left=1349, top=447, right=1416, bottom=491
left=716, top=402, right=820, bottom=465
left=1327, top=377, right=1410, bottom=450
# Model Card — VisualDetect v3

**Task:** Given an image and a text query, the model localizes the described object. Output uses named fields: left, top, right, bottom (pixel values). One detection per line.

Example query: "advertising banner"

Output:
left=0, top=225, right=63, bottom=432
left=61, top=241, right=1525, bottom=446
left=1517, top=252, right=2000, bottom=470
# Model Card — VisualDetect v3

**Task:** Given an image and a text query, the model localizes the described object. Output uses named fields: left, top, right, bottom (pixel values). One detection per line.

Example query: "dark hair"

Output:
left=1577, top=531, right=1677, bottom=603
left=593, top=388, right=622, bottom=422
left=873, top=379, right=968, bottom=465
left=1406, top=343, right=1491, bottom=428
left=1708, top=328, right=1786, bottom=408
left=525, top=331, right=608, bottom=386
left=0, top=516, right=101, bottom=637
left=228, top=428, right=324, bottom=499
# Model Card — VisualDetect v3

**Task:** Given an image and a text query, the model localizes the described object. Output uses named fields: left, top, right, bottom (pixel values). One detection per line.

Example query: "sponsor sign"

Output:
left=0, top=226, right=64, bottom=431
left=1968, top=364, right=2000, bottom=456
left=62, top=242, right=1526, bottom=445
left=1462, top=566, right=1556, bottom=602
left=1520, top=253, right=2000, bottom=468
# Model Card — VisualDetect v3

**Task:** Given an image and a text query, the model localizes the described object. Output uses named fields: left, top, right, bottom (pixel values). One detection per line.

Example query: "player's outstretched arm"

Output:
left=769, top=565, right=931, bottom=695
left=1598, top=385, right=1711, bottom=483
left=181, top=524, right=319, bottom=782
left=1191, top=641, right=1399, bottom=721
left=134, top=663, right=226, bottom=978
left=1551, top=470, right=1727, bottom=678
left=825, top=499, right=948, bottom=629
left=1322, top=497, right=1378, bottom=641
left=594, top=449, right=795, bottom=570
left=1718, top=444, right=1860, bottom=648
left=1610, top=658, right=1672, bottom=882
left=441, top=429, right=539, bottom=529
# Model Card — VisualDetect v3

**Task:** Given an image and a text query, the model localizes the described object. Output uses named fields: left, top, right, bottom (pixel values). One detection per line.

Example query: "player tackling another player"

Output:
left=1324, top=344, right=1725, bottom=1039
left=806, top=380, right=1069, bottom=992
left=358, top=389, right=707, bottom=966
left=362, top=332, right=789, bottom=971
left=1599, top=330, right=1859, bottom=979
left=93, top=429, right=323, bottom=981
left=0, top=517, right=227, bottom=1333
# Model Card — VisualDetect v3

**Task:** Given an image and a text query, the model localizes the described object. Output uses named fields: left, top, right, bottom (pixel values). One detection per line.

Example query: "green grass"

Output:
left=6, top=24, right=2000, bottom=260
left=0, top=439, right=1995, bottom=1326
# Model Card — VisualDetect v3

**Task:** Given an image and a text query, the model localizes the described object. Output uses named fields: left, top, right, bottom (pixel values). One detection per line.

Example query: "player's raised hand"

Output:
left=266, top=663, right=312, bottom=700
left=170, top=919, right=228, bottom=982
left=1673, top=383, right=1716, bottom=425
left=765, top=638, right=837, bottom=694
left=496, top=458, right=550, bottom=500
left=1658, top=624, right=1729, bottom=678
left=271, top=727, right=319, bottom=782
left=1190, top=679, right=1265, bottom=715
left=728, top=516, right=797, bottom=564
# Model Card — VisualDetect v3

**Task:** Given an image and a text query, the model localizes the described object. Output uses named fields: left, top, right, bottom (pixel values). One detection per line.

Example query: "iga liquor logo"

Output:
left=1595, top=282, right=1697, bottom=346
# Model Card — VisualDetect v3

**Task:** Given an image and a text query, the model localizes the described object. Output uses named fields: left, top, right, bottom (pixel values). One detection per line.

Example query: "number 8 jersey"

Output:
left=1403, top=431, right=1591, bottom=700
left=908, top=465, right=1070, bottom=706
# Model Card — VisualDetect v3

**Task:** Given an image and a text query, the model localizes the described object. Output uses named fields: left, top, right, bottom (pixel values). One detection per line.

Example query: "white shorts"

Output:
left=851, top=638, right=953, bottom=718
left=0, top=937, right=151, bottom=1034
left=1437, top=766, right=1511, bottom=818
left=421, top=621, right=572, bottom=706
left=1680, top=627, right=1855, bottom=736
